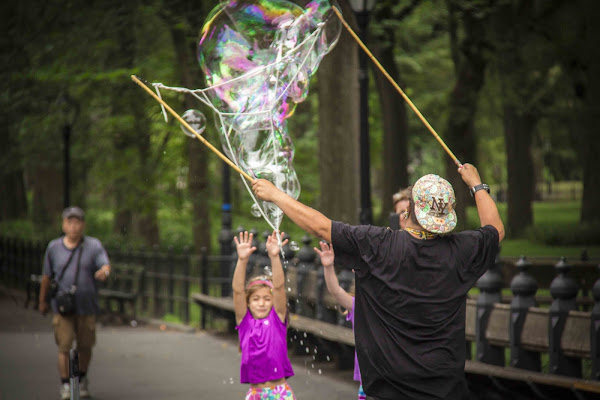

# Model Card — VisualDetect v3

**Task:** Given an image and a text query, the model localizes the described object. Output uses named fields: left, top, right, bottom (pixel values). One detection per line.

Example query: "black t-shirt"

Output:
left=331, top=222, right=499, bottom=400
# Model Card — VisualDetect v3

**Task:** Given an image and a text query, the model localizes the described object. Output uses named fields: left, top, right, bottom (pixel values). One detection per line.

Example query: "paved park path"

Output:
left=0, top=291, right=357, bottom=400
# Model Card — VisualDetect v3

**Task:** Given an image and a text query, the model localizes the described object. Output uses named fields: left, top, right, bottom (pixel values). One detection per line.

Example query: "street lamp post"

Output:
left=63, top=124, right=71, bottom=209
left=58, top=93, right=78, bottom=209
left=218, top=162, right=233, bottom=296
left=349, top=0, right=376, bottom=225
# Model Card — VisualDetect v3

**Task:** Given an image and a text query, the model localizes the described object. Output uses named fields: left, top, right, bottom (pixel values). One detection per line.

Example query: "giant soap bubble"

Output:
left=154, top=0, right=341, bottom=231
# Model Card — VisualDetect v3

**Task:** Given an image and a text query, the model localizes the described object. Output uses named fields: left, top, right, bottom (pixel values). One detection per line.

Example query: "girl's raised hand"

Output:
left=314, top=241, right=335, bottom=268
left=266, top=230, right=287, bottom=257
left=234, top=231, right=256, bottom=261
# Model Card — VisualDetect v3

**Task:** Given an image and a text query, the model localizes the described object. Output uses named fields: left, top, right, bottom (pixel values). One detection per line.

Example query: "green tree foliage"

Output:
left=1, top=0, right=596, bottom=251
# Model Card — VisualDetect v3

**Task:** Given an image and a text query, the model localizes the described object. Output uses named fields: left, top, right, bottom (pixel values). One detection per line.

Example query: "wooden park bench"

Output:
left=464, top=298, right=600, bottom=398
left=98, top=265, right=145, bottom=319
left=25, top=265, right=145, bottom=320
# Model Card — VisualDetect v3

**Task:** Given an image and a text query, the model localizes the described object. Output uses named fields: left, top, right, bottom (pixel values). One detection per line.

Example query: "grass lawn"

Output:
left=466, top=201, right=600, bottom=258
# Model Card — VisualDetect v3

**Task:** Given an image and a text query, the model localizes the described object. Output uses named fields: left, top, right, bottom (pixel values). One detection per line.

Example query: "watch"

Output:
left=470, top=183, right=490, bottom=197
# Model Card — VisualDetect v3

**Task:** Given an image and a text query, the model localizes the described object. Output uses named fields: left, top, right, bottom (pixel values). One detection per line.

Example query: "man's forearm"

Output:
left=39, top=275, right=50, bottom=303
left=272, top=191, right=331, bottom=241
left=474, top=191, right=505, bottom=241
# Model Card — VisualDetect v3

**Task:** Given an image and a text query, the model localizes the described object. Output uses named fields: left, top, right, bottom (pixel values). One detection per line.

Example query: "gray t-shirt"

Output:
left=42, top=236, right=110, bottom=315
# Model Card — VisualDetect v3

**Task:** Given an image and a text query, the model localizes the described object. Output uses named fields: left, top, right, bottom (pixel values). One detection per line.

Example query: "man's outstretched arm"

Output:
left=458, top=163, right=505, bottom=242
left=252, top=179, right=332, bottom=242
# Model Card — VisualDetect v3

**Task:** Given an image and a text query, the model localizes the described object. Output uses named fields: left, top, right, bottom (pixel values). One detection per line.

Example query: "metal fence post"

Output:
left=509, top=256, right=540, bottom=371
left=200, top=247, right=208, bottom=329
left=183, top=246, right=190, bottom=325
left=168, top=246, right=175, bottom=315
left=152, top=244, right=161, bottom=318
left=295, top=235, right=313, bottom=316
left=592, top=265, right=600, bottom=380
left=549, top=257, right=581, bottom=377
left=475, top=253, right=504, bottom=366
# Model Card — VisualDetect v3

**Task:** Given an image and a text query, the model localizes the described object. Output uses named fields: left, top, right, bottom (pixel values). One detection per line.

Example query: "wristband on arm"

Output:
left=470, top=183, right=490, bottom=197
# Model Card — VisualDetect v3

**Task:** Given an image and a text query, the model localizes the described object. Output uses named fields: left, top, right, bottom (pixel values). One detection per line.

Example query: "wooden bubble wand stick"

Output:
left=131, top=75, right=254, bottom=182
left=331, top=7, right=462, bottom=167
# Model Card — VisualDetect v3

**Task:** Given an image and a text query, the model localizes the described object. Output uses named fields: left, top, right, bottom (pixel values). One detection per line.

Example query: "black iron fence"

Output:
left=2, top=233, right=600, bottom=380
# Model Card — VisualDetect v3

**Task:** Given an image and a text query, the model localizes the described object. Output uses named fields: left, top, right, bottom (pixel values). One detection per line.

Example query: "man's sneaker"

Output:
left=59, top=383, right=70, bottom=400
left=79, top=376, right=91, bottom=398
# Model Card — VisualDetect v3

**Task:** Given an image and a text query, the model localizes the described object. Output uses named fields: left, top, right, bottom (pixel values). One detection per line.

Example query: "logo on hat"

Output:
left=430, top=197, right=448, bottom=217
left=412, top=174, right=456, bottom=234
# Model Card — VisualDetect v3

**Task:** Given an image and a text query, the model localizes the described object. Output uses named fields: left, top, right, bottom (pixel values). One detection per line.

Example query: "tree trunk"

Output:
left=110, top=3, right=160, bottom=246
left=503, top=106, right=536, bottom=234
left=132, top=119, right=160, bottom=246
left=443, top=0, right=489, bottom=232
left=492, top=1, right=537, bottom=236
left=577, top=0, right=600, bottom=224
left=372, top=32, right=408, bottom=220
left=0, top=132, right=27, bottom=221
left=317, top=0, right=359, bottom=224
left=31, top=165, right=63, bottom=232
left=371, top=0, right=421, bottom=220
left=0, top=171, right=28, bottom=221
left=167, top=2, right=213, bottom=254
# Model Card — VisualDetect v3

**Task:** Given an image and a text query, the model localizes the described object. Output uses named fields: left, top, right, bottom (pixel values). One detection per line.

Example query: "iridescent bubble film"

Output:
left=196, top=0, right=340, bottom=229
left=152, top=1, right=339, bottom=229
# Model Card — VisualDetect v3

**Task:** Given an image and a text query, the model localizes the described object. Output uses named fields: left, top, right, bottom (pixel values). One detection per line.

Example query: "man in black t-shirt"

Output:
left=252, top=164, right=504, bottom=400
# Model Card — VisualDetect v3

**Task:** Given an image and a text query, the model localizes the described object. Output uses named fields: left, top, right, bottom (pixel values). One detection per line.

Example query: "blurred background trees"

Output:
left=1, top=0, right=598, bottom=254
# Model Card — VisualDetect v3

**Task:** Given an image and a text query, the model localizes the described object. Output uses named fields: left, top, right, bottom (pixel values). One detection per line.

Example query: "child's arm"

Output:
left=233, top=231, right=256, bottom=325
left=267, top=230, right=288, bottom=323
left=314, top=242, right=354, bottom=311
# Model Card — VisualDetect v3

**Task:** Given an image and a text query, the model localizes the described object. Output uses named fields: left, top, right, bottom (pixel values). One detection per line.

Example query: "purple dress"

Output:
left=346, top=297, right=361, bottom=382
left=236, top=308, right=294, bottom=384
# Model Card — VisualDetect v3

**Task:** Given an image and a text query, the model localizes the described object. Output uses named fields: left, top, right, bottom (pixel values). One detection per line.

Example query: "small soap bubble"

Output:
left=180, top=109, right=206, bottom=137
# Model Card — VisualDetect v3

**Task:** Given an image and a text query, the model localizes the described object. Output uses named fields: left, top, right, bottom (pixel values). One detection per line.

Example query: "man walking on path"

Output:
left=252, top=164, right=504, bottom=399
left=39, top=206, right=111, bottom=399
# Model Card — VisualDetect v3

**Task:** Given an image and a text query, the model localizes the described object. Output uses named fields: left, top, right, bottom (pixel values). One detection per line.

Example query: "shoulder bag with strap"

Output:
left=51, top=237, right=85, bottom=315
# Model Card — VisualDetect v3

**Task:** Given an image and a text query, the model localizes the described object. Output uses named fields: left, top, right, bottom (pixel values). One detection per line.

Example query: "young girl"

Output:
left=314, top=241, right=365, bottom=400
left=233, top=230, right=296, bottom=400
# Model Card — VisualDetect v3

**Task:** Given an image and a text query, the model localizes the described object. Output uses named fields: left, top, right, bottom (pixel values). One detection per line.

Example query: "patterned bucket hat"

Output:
left=412, top=174, right=457, bottom=234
